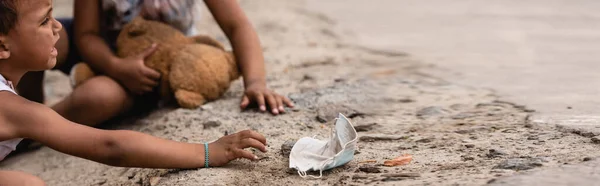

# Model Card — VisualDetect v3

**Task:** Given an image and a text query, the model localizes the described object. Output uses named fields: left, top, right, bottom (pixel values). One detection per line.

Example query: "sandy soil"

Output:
left=305, top=0, right=600, bottom=115
left=1, top=0, right=599, bottom=185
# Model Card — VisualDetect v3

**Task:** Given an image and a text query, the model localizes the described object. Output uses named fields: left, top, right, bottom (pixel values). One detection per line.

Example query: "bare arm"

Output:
left=73, top=0, right=119, bottom=75
left=0, top=93, right=266, bottom=168
left=205, top=0, right=265, bottom=87
left=205, top=0, right=294, bottom=114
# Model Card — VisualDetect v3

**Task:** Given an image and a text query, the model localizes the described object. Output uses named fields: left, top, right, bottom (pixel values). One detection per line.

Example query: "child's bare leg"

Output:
left=0, top=171, right=46, bottom=186
left=51, top=76, right=134, bottom=126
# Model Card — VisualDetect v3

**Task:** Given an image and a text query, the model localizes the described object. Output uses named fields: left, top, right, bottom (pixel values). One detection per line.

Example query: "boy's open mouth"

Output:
left=50, top=36, right=60, bottom=57
left=50, top=47, right=57, bottom=57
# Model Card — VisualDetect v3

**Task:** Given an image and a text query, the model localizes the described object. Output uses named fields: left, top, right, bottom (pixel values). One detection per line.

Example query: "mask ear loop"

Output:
left=305, top=158, right=336, bottom=179
left=295, top=158, right=336, bottom=179
left=297, top=169, right=308, bottom=178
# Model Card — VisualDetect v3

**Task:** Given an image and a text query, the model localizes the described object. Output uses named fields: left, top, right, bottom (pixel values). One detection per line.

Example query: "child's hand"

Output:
left=207, top=130, right=267, bottom=167
left=112, top=44, right=161, bottom=95
left=240, top=82, right=294, bottom=115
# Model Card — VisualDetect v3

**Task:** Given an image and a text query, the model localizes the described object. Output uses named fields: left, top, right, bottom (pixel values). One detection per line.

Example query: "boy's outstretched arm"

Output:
left=1, top=94, right=266, bottom=168
left=205, top=0, right=294, bottom=115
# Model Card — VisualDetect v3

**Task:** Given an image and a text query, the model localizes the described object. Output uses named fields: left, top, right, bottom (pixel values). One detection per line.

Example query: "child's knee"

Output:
left=71, top=76, right=130, bottom=108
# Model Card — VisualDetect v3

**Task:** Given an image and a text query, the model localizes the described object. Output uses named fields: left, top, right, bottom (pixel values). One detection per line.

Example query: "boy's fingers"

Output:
left=240, top=95, right=250, bottom=109
left=282, top=96, right=294, bottom=108
left=239, top=130, right=267, bottom=145
left=266, top=94, right=278, bottom=114
left=139, top=43, right=158, bottom=59
left=240, top=138, right=267, bottom=152
left=234, top=149, right=258, bottom=161
left=254, top=93, right=266, bottom=112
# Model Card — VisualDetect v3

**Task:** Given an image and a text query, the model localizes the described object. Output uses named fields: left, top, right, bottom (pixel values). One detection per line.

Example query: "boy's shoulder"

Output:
left=0, top=92, right=46, bottom=123
left=0, top=91, right=21, bottom=106
left=0, top=91, right=26, bottom=104
left=0, top=91, right=24, bottom=118
left=0, top=91, right=54, bottom=138
left=0, top=91, right=27, bottom=139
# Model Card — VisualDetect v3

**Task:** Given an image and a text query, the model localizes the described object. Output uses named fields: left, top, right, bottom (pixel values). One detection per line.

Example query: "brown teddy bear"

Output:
left=70, top=17, right=240, bottom=109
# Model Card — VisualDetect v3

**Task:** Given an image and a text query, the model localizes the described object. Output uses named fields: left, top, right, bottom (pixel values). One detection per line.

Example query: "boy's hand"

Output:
left=112, top=44, right=161, bottom=95
left=208, top=130, right=267, bottom=167
left=240, top=82, right=294, bottom=115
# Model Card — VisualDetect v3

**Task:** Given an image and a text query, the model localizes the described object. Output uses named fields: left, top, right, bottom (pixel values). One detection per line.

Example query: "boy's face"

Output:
left=0, top=0, right=62, bottom=71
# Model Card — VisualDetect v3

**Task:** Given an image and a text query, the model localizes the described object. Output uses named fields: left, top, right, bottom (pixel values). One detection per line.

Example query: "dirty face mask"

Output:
left=289, top=113, right=359, bottom=178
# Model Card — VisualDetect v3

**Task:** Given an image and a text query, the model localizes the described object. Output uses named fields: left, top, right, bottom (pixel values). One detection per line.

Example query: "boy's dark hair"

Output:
left=0, top=0, right=18, bottom=35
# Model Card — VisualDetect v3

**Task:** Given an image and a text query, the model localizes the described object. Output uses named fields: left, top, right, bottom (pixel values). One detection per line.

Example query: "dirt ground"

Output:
left=1, top=0, right=599, bottom=185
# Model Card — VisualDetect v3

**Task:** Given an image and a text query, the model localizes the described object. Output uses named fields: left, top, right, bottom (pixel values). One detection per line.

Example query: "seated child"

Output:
left=0, top=0, right=267, bottom=185
left=16, top=0, right=294, bottom=128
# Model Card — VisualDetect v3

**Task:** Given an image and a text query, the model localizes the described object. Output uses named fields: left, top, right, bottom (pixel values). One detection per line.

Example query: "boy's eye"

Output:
left=41, top=17, right=50, bottom=25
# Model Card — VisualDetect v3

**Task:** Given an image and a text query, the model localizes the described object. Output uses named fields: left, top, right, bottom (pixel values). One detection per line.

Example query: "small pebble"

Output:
left=354, top=123, right=378, bottom=132
left=591, top=137, right=600, bottom=144
left=203, top=120, right=222, bottom=129
left=286, top=168, right=297, bottom=175
left=527, top=136, right=539, bottom=140
left=358, top=165, right=381, bottom=173
left=487, top=149, right=507, bottom=158
left=462, top=156, right=475, bottom=161
left=281, top=140, right=296, bottom=157
left=493, top=158, right=544, bottom=170
left=416, top=106, right=448, bottom=119
left=398, top=98, right=414, bottom=103
left=416, top=138, right=433, bottom=143
left=95, top=179, right=107, bottom=185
